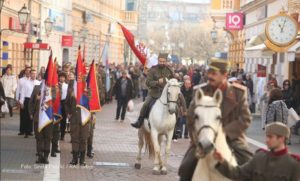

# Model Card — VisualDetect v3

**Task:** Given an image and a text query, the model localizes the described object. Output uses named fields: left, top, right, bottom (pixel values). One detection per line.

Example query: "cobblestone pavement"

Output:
left=1, top=113, right=44, bottom=181
left=1, top=99, right=300, bottom=181
left=60, top=100, right=190, bottom=181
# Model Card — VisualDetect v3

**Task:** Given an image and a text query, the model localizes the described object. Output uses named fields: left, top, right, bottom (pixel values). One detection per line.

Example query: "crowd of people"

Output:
left=0, top=54, right=299, bottom=180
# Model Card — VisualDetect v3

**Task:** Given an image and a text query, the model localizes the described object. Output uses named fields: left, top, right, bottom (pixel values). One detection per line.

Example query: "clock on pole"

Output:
left=265, top=10, right=298, bottom=52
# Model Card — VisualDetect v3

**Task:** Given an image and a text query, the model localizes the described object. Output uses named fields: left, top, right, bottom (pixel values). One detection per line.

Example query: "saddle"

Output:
left=144, top=98, right=157, bottom=119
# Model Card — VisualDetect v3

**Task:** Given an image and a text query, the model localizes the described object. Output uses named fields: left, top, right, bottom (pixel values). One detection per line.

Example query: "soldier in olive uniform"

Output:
left=87, top=113, right=96, bottom=158
left=214, top=122, right=300, bottom=181
left=65, top=75, right=90, bottom=166
left=51, top=115, right=60, bottom=157
left=131, top=53, right=174, bottom=128
left=29, top=84, right=53, bottom=164
left=178, top=58, right=253, bottom=180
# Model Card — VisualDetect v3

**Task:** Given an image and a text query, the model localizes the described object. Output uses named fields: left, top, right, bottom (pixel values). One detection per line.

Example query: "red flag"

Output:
left=52, top=58, right=62, bottom=122
left=75, top=46, right=91, bottom=125
left=119, top=23, right=147, bottom=65
left=44, top=51, right=54, bottom=86
left=87, top=60, right=101, bottom=112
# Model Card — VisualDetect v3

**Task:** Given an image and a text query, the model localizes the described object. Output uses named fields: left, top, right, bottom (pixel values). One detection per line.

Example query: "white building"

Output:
left=242, top=0, right=300, bottom=86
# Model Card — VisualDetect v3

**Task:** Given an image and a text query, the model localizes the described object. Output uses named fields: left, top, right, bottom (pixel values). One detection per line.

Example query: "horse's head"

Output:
left=193, top=88, right=223, bottom=158
left=164, top=78, right=183, bottom=114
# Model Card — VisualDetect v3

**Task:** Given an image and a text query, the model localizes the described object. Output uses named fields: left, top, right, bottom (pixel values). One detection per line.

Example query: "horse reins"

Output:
left=159, top=85, right=180, bottom=106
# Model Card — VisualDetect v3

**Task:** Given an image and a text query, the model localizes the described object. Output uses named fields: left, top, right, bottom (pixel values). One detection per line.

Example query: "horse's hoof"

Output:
left=161, top=170, right=168, bottom=175
left=134, top=163, right=141, bottom=169
left=152, top=170, right=160, bottom=175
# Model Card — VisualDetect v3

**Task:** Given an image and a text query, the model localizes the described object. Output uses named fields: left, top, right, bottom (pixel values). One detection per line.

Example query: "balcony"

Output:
left=121, top=11, right=138, bottom=26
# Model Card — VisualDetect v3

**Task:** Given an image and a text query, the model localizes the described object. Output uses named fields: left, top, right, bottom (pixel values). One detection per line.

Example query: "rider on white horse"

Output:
left=179, top=58, right=253, bottom=181
left=131, top=53, right=174, bottom=129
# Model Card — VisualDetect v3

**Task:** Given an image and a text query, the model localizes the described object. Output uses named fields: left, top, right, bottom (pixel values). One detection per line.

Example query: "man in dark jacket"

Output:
left=113, top=70, right=133, bottom=122
left=180, top=79, right=193, bottom=138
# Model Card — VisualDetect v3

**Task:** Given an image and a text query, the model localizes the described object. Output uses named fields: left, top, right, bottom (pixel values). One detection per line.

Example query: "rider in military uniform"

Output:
left=178, top=58, right=253, bottom=181
left=131, top=53, right=174, bottom=128
left=214, top=122, right=300, bottom=181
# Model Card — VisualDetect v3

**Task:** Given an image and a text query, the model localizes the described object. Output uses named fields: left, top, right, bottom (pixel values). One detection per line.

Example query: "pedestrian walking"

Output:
left=282, top=79, right=293, bottom=109
left=265, top=88, right=289, bottom=126
left=113, top=70, right=133, bottom=122
left=0, top=78, right=6, bottom=118
left=16, top=66, right=31, bottom=135
left=1, top=65, right=18, bottom=117
left=19, top=69, right=40, bottom=138
left=213, top=122, right=300, bottom=181
left=180, top=79, right=193, bottom=139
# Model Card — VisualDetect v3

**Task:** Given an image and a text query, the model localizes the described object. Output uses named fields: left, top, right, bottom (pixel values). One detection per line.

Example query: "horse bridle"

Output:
left=194, top=104, right=221, bottom=158
left=159, top=85, right=180, bottom=106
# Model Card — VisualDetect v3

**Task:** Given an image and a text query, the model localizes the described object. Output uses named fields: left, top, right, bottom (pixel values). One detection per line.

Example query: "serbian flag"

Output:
left=38, top=52, right=54, bottom=132
left=119, top=23, right=150, bottom=65
left=87, top=60, right=101, bottom=112
left=52, top=58, right=62, bottom=123
left=74, top=46, right=91, bottom=125
left=101, top=42, right=111, bottom=92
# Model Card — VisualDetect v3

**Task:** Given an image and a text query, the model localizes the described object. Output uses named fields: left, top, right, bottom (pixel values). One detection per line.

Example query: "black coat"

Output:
left=113, top=77, right=133, bottom=101
left=181, top=86, right=193, bottom=108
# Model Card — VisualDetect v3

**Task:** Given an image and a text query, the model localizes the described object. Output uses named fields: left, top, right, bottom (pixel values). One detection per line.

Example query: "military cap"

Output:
left=158, top=53, right=168, bottom=60
left=265, top=122, right=290, bottom=138
left=208, top=57, right=228, bottom=72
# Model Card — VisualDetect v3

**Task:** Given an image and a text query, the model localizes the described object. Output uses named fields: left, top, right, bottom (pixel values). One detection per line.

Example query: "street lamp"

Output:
left=44, top=16, right=53, bottom=35
left=210, top=28, right=218, bottom=44
left=18, top=4, right=30, bottom=31
left=0, top=0, right=4, bottom=13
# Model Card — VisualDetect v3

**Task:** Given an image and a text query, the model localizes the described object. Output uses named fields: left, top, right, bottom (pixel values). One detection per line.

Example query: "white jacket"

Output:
left=1, top=74, right=17, bottom=99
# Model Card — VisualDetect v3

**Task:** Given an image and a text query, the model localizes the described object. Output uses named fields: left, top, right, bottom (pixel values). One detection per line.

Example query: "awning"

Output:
left=245, top=43, right=267, bottom=51
left=245, top=33, right=266, bottom=48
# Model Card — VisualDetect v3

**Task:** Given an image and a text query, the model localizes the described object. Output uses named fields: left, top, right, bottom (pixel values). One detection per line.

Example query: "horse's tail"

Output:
left=141, top=127, right=155, bottom=159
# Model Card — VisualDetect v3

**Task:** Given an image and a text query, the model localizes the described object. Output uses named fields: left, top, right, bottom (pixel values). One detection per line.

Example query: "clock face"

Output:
left=266, top=15, right=298, bottom=46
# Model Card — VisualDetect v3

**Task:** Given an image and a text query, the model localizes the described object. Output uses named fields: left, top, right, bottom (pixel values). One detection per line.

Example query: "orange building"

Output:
left=210, top=0, right=242, bottom=70
left=0, top=0, right=41, bottom=75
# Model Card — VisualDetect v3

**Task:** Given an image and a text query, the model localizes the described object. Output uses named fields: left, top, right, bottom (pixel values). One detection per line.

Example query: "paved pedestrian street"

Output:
left=1, top=100, right=300, bottom=181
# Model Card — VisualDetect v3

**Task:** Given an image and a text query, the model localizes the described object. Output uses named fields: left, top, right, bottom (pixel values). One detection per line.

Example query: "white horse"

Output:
left=191, top=88, right=237, bottom=181
left=134, top=78, right=183, bottom=175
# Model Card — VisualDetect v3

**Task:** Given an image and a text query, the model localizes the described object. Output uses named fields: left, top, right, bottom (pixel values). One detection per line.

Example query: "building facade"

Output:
left=0, top=0, right=42, bottom=75
left=0, top=0, right=139, bottom=75
left=242, top=0, right=300, bottom=86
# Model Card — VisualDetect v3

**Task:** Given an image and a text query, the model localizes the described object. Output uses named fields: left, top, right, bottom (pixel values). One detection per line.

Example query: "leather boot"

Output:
left=69, top=152, right=78, bottom=165
left=131, top=117, right=144, bottom=129
left=35, top=152, right=43, bottom=164
left=43, top=151, right=50, bottom=164
left=79, top=152, right=86, bottom=166
left=87, top=145, right=94, bottom=158
left=51, top=149, right=57, bottom=157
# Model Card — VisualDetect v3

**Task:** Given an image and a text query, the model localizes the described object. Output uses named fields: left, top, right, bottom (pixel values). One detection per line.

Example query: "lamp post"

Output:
left=18, top=4, right=30, bottom=31
left=0, top=0, right=4, bottom=13
left=44, top=16, right=53, bottom=36
left=210, top=27, right=218, bottom=44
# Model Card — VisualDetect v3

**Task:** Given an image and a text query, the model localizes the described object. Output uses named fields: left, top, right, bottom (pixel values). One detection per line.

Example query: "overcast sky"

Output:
left=158, top=0, right=210, bottom=3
